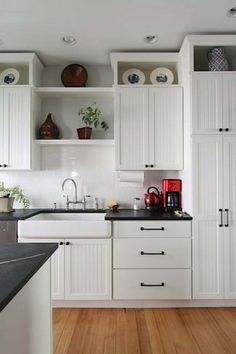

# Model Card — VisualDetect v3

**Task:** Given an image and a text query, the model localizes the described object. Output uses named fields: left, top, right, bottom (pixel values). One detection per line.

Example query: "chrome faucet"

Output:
left=61, top=178, right=84, bottom=210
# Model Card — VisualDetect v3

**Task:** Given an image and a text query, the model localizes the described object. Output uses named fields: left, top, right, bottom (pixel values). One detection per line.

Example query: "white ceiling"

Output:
left=0, top=0, right=236, bottom=66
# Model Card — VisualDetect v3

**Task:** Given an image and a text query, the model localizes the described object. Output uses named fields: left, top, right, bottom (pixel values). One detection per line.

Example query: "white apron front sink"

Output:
left=18, top=213, right=111, bottom=238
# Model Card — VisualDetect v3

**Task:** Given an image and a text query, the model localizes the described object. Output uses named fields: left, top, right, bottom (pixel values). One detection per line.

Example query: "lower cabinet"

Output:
left=22, top=238, right=112, bottom=300
left=113, top=220, right=192, bottom=300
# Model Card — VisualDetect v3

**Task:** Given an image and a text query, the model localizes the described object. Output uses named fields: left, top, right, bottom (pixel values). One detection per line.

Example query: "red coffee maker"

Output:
left=162, top=179, right=182, bottom=212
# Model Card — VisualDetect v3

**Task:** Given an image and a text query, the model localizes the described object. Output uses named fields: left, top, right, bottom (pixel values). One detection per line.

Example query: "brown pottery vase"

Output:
left=38, top=113, right=60, bottom=139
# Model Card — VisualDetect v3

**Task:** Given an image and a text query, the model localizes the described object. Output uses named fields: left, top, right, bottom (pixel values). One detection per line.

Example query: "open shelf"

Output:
left=35, top=139, right=115, bottom=146
left=34, top=87, right=114, bottom=98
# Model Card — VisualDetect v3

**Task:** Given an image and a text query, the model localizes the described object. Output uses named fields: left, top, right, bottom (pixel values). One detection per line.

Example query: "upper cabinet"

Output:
left=192, top=73, right=236, bottom=134
left=115, top=86, right=183, bottom=170
left=0, top=87, right=34, bottom=170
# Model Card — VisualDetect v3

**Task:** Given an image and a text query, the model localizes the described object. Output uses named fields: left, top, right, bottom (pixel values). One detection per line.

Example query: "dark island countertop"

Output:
left=105, top=209, right=192, bottom=220
left=0, top=209, right=42, bottom=221
left=0, top=243, right=58, bottom=312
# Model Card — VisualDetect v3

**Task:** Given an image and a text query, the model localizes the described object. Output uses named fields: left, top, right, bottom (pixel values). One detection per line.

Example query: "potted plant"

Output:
left=0, top=183, right=30, bottom=212
left=77, top=102, right=109, bottom=139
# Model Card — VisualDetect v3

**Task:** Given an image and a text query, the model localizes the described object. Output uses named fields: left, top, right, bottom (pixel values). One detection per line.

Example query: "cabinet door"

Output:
left=18, top=238, right=65, bottom=300
left=149, top=87, right=183, bottom=169
left=192, top=135, right=224, bottom=299
left=223, top=137, right=236, bottom=299
left=65, top=239, right=111, bottom=300
left=115, top=88, right=149, bottom=170
left=3, top=88, right=31, bottom=169
left=223, top=74, right=236, bottom=134
left=192, top=73, right=222, bottom=134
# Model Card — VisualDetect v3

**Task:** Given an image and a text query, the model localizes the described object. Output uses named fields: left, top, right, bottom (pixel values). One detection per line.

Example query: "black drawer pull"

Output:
left=225, top=209, right=229, bottom=227
left=140, top=251, right=165, bottom=255
left=140, top=227, right=164, bottom=231
left=219, top=209, right=223, bottom=227
left=140, top=282, right=165, bottom=287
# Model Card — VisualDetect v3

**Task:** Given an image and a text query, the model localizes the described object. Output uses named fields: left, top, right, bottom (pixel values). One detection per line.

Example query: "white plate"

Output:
left=0, top=68, right=20, bottom=85
left=122, top=68, right=145, bottom=85
left=150, top=67, right=174, bottom=84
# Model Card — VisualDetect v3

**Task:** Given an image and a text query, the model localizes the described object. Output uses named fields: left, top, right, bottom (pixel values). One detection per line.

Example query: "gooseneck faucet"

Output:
left=61, top=178, right=84, bottom=210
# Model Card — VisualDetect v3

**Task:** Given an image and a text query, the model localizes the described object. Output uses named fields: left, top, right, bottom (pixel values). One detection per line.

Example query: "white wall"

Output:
left=0, top=146, right=180, bottom=209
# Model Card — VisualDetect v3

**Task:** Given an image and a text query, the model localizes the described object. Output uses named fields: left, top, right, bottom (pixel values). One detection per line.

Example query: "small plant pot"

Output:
left=77, top=127, right=92, bottom=139
left=0, top=197, right=15, bottom=212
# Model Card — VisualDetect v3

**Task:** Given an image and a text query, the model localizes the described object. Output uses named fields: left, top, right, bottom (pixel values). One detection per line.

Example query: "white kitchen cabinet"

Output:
left=113, top=220, right=192, bottom=300
left=192, top=73, right=236, bottom=134
left=193, top=135, right=236, bottom=299
left=20, top=237, right=112, bottom=301
left=0, top=87, right=32, bottom=170
left=20, top=238, right=65, bottom=300
left=115, top=86, right=183, bottom=170
left=65, top=239, right=112, bottom=300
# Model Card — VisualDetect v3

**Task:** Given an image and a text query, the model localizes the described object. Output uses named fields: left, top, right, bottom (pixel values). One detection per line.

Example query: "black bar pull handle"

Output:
left=225, top=209, right=229, bottom=227
left=140, top=282, right=165, bottom=287
left=140, top=227, right=165, bottom=231
left=219, top=209, right=223, bottom=227
left=140, top=251, right=165, bottom=255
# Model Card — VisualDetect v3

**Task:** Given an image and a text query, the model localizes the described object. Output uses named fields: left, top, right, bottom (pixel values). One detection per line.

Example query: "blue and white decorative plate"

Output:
left=122, top=68, right=145, bottom=85
left=150, top=67, right=174, bottom=84
left=0, top=68, right=20, bottom=85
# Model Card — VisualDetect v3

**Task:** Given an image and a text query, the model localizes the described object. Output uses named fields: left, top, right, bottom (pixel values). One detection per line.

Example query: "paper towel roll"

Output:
left=118, top=171, right=144, bottom=187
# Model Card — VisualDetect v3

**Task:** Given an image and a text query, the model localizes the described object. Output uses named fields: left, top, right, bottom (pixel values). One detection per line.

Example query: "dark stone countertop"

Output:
left=0, top=243, right=58, bottom=312
left=105, top=209, right=192, bottom=220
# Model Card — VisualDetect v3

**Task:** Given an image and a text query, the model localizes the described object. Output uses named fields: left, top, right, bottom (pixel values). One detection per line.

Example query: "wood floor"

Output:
left=53, top=307, right=236, bottom=354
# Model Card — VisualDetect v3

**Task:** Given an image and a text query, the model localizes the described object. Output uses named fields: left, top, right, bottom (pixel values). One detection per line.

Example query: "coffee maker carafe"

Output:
left=162, top=179, right=182, bottom=211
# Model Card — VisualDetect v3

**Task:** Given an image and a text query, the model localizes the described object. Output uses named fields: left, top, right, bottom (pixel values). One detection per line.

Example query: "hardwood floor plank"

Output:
left=153, top=308, right=201, bottom=354
left=53, top=308, right=71, bottom=352
left=54, top=309, right=79, bottom=354
left=179, top=308, right=234, bottom=354
left=144, top=309, right=165, bottom=354
left=135, top=309, right=154, bottom=354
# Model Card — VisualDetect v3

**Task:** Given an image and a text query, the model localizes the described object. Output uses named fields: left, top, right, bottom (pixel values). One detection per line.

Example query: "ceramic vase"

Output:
left=38, top=113, right=59, bottom=139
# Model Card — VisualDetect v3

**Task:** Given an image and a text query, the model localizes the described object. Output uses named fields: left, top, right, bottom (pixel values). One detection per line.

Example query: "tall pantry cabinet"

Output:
left=188, top=42, right=236, bottom=299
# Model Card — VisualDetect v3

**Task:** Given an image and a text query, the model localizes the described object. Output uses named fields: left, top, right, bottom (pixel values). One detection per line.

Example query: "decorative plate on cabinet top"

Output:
left=0, top=68, right=20, bottom=85
left=61, top=64, right=88, bottom=87
left=150, top=67, right=174, bottom=85
left=122, top=68, right=145, bottom=85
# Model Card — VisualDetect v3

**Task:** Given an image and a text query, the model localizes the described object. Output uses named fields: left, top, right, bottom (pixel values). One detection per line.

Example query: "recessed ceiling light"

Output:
left=227, top=7, right=236, bottom=17
left=144, top=35, right=159, bottom=44
left=61, top=36, right=77, bottom=46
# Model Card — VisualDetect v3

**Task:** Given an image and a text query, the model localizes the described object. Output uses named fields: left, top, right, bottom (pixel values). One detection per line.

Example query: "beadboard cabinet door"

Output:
left=0, top=87, right=31, bottom=170
left=192, top=135, right=224, bottom=299
left=115, top=87, right=149, bottom=170
left=65, top=239, right=112, bottom=300
left=115, top=87, right=183, bottom=170
left=150, top=87, right=183, bottom=169
left=223, top=74, right=236, bottom=134
left=223, top=137, right=236, bottom=299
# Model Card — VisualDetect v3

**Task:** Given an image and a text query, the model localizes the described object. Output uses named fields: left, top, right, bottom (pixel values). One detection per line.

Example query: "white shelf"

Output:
left=33, top=87, right=114, bottom=98
left=35, top=139, right=115, bottom=146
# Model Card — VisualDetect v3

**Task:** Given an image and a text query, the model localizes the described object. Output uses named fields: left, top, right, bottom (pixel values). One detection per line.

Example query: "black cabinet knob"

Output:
left=0, top=165, right=2, bottom=168
left=3, top=164, right=7, bottom=168
left=225, top=128, right=229, bottom=132
left=59, top=242, right=64, bottom=246
left=65, top=241, right=70, bottom=245
left=150, top=164, right=154, bottom=168
left=219, top=128, right=223, bottom=132
left=145, top=164, right=149, bottom=168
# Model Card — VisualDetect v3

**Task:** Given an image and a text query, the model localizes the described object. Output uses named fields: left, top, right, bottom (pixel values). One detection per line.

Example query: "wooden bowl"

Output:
left=61, top=64, right=87, bottom=87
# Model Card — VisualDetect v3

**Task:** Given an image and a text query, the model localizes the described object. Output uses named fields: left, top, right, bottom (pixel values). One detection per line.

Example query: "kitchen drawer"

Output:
left=113, top=238, right=191, bottom=269
left=113, top=269, right=191, bottom=300
left=113, top=220, right=191, bottom=238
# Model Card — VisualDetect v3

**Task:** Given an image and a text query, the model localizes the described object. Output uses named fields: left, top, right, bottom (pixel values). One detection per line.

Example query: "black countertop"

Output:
left=105, top=209, right=192, bottom=220
left=0, top=208, right=192, bottom=221
left=0, top=243, right=58, bottom=312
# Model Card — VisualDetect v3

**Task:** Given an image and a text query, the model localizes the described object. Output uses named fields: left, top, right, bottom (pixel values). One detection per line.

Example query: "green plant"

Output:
left=0, top=183, right=30, bottom=209
left=78, top=102, right=109, bottom=130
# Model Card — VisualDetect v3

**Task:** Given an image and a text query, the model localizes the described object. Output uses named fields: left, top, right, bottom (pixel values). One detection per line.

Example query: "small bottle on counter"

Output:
left=133, top=197, right=141, bottom=210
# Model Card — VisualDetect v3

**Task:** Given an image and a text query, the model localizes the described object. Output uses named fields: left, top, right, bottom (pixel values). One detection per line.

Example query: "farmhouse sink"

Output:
left=18, top=212, right=111, bottom=238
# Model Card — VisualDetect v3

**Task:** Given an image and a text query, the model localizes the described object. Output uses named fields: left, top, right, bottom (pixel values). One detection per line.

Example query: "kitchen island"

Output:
left=0, top=243, right=58, bottom=354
